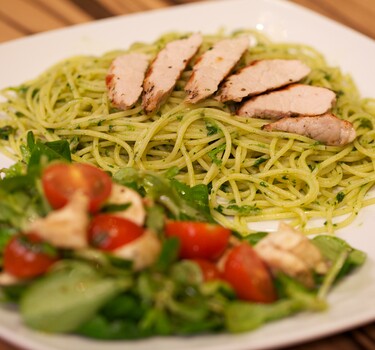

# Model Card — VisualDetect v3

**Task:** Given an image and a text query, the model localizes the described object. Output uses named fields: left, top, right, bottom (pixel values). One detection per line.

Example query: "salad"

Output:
left=0, top=134, right=366, bottom=338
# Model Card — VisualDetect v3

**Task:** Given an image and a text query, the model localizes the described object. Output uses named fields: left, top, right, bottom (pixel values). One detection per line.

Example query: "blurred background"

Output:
left=0, top=0, right=374, bottom=43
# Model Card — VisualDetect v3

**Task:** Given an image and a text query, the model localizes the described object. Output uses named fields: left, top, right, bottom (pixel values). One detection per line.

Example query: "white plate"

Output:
left=1, top=0, right=375, bottom=349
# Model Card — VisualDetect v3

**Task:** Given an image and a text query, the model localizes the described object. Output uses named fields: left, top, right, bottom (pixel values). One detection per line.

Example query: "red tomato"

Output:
left=88, top=214, right=144, bottom=251
left=165, top=221, right=230, bottom=260
left=42, top=163, right=112, bottom=213
left=222, top=243, right=277, bottom=303
left=193, top=259, right=222, bottom=282
left=3, top=234, right=58, bottom=278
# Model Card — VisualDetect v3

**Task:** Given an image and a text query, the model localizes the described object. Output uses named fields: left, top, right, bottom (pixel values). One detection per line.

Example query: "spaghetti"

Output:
left=1, top=30, right=375, bottom=234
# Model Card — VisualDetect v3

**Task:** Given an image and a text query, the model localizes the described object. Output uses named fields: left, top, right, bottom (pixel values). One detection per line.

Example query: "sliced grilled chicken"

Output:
left=106, top=53, right=149, bottom=110
left=238, top=84, right=336, bottom=119
left=142, top=33, right=202, bottom=114
left=113, top=230, right=161, bottom=271
left=263, top=113, right=356, bottom=146
left=107, top=183, right=146, bottom=226
left=185, top=36, right=249, bottom=104
left=27, top=192, right=90, bottom=249
left=255, top=222, right=328, bottom=288
left=217, top=59, right=311, bottom=102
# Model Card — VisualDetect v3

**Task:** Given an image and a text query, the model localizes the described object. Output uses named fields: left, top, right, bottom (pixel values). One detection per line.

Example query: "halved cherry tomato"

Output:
left=3, top=234, right=59, bottom=278
left=88, top=214, right=144, bottom=251
left=222, top=243, right=277, bottom=303
left=193, top=258, right=222, bottom=282
left=42, top=163, right=112, bottom=213
left=165, top=221, right=230, bottom=260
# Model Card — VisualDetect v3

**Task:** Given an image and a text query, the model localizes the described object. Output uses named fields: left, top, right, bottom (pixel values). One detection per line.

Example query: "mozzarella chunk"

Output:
left=27, top=192, right=90, bottom=249
left=255, top=222, right=328, bottom=287
left=107, top=183, right=146, bottom=226
left=113, top=230, right=161, bottom=271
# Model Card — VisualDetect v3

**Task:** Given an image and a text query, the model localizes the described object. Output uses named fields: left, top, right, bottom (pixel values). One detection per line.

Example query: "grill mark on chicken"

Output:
left=184, top=36, right=249, bottom=104
left=237, top=84, right=336, bottom=119
left=217, top=59, right=311, bottom=102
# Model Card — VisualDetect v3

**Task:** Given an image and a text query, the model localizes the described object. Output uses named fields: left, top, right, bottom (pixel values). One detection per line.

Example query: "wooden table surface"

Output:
left=0, top=0, right=375, bottom=349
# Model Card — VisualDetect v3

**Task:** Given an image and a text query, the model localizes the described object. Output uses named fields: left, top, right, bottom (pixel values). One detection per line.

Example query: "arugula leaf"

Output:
left=170, top=179, right=212, bottom=221
left=167, top=297, right=210, bottom=323
left=200, top=280, right=235, bottom=301
left=153, top=237, right=180, bottom=272
left=0, top=135, right=74, bottom=244
left=113, top=167, right=140, bottom=191
left=28, top=139, right=71, bottom=173
left=312, top=235, right=366, bottom=279
left=114, top=168, right=213, bottom=221
left=71, top=249, right=133, bottom=277
left=139, top=308, right=172, bottom=335
left=100, top=203, right=131, bottom=213
left=226, top=204, right=261, bottom=215
left=225, top=299, right=300, bottom=333
left=27, top=131, right=36, bottom=152
left=137, top=172, right=212, bottom=221
left=225, top=273, right=326, bottom=333
left=275, top=274, right=327, bottom=311
left=77, top=315, right=151, bottom=339
left=0, top=161, right=24, bottom=178
left=170, top=260, right=203, bottom=285
left=0, top=185, right=46, bottom=234
left=242, top=231, right=269, bottom=246
left=208, top=144, right=226, bottom=166
left=318, top=249, right=348, bottom=299
left=101, top=293, right=145, bottom=321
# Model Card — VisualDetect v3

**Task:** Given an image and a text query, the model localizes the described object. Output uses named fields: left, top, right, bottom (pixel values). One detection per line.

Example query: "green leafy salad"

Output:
left=0, top=134, right=367, bottom=339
